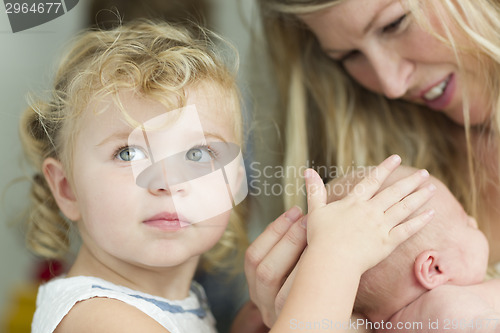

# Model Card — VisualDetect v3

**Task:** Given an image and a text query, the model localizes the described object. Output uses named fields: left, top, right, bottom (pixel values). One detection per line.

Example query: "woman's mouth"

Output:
left=424, top=77, right=449, bottom=100
left=421, top=74, right=455, bottom=110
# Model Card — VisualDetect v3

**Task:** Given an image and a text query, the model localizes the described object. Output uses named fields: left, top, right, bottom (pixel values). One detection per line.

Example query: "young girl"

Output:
left=22, top=20, right=248, bottom=332
left=20, top=20, right=435, bottom=333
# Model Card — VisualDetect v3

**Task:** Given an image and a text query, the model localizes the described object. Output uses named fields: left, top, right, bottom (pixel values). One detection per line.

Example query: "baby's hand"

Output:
left=304, top=155, right=435, bottom=273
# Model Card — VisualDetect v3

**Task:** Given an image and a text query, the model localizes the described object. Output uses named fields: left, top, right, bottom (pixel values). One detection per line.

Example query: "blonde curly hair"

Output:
left=19, top=19, right=248, bottom=273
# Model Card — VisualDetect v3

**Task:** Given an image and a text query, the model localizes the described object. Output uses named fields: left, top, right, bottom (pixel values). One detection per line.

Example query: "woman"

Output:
left=246, top=0, right=500, bottom=327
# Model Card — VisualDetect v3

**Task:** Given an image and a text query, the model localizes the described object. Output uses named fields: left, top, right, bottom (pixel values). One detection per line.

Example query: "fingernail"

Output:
left=304, top=169, right=312, bottom=178
left=389, top=154, right=401, bottom=165
left=300, top=215, right=308, bottom=228
left=285, top=205, right=302, bottom=222
left=427, top=183, right=436, bottom=192
left=419, top=169, right=429, bottom=178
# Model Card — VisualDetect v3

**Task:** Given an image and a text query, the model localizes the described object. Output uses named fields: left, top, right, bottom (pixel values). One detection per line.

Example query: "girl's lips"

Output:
left=420, top=74, right=455, bottom=111
left=143, top=212, right=190, bottom=231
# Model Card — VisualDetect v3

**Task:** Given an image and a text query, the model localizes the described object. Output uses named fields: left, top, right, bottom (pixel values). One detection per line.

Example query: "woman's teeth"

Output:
left=424, top=78, right=449, bottom=101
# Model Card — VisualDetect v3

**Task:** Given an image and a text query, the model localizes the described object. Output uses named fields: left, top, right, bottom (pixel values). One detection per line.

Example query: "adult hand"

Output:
left=244, top=205, right=307, bottom=327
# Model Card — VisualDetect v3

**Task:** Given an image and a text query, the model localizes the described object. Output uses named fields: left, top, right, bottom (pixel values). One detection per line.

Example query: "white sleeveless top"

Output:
left=31, top=276, right=217, bottom=333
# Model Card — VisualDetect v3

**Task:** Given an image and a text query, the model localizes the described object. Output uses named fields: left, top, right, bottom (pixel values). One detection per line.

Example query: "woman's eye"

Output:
left=116, top=146, right=147, bottom=162
left=382, top=14, right=407, bottom=33
left=339, top=50, right=360, bottom=62
left=186, top=147, right=214, bottom=162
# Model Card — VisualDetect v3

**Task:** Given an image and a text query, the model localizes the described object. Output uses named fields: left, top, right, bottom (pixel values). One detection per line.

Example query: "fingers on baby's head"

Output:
left=384, top=164, right=449, bottom=194
left=381, top=165, right=466, bottom=234
left=380, top=165, right=427, bottom=189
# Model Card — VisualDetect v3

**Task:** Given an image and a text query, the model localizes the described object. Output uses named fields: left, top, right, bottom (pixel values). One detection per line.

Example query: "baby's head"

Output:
left=20, top=20, right=247, bottom=271
left=354, top=165, right=489, bottom=318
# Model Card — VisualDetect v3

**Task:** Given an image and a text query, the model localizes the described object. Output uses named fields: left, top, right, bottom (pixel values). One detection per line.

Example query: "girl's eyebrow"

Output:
left=204, top=132, right=228, bottom=143
left=96, top=130, right=229, bottom=147
left=96, top=131, right=131, bottom=146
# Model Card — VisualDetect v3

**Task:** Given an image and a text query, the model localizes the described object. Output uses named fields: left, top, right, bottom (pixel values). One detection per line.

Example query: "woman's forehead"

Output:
left=299, top=0, right=396, bottom=31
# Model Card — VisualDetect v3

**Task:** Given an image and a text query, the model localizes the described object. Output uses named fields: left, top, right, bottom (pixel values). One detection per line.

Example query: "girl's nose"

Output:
left=136, top=159, right=190, bottom=196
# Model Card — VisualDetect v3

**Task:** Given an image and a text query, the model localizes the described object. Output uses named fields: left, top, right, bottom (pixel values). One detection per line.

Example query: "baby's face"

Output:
left=432, top=181, right=489, bottom=285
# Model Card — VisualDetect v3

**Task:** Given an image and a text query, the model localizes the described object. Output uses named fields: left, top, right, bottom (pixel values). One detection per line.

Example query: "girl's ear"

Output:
left=42, top=157, right=80, bottom=221
left=414, top=250, right=450, bottom=290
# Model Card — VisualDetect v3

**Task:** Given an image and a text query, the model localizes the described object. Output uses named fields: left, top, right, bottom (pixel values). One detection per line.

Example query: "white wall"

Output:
left=211, top=0, right=257, bottom=88
left=0, top=0, right=91, bottom=319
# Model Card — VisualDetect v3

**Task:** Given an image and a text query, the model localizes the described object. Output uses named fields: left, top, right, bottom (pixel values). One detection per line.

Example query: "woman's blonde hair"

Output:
left=19, top=19, right=248, bottom=273
left=256, top=0, right=500, bottom=235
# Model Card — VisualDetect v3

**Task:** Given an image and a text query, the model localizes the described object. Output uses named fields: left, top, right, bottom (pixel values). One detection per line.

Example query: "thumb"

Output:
left=305, top=168, right=326, bottom=213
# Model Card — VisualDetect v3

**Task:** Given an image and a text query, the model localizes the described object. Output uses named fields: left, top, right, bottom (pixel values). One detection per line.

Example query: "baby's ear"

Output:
left=414, top=250, right=450, bottom=290
left=42, top=157, right=80, bottom=221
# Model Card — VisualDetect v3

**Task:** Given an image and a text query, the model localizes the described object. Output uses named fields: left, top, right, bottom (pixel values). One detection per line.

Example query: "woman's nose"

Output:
left=367, top=45, right=414, bottom=99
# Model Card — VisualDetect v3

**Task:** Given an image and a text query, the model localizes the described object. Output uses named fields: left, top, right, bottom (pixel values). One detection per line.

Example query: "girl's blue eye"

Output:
left=186, top=146, right=214, bottom=162
left=116, top=146, right=147, bottom=162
